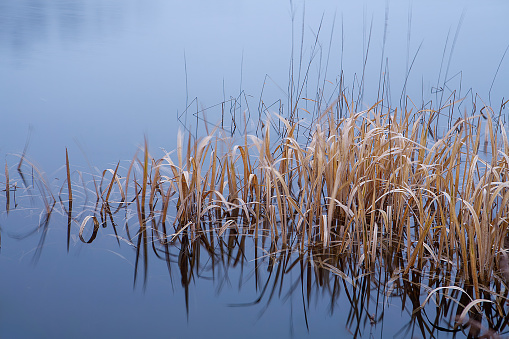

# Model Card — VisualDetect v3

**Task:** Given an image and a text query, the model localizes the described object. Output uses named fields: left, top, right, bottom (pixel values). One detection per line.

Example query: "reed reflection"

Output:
left=5, top=94, right=509, bottom=338
left=85, top=203, right=509, bottom=339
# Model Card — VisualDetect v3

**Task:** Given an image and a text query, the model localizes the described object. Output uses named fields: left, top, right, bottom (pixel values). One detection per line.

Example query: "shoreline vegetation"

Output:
left=4, top=94, right=509, bottom=337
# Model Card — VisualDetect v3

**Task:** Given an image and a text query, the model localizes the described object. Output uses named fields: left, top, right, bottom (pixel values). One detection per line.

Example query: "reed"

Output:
left=52, top=93, right=507, bottom=298
left=4, top=163, right=9, bottom=214
left=3, top=93, right=509, bottom=336
left=141, top=99, right=507, bottom=293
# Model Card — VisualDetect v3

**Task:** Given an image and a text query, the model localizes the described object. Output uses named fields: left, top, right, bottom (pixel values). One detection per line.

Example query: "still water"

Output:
left=1, top=1, right=509, bottom=338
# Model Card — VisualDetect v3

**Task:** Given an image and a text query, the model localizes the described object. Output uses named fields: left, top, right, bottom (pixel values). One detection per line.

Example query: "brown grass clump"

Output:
left=4, top=95, right=509, bottom=336
left=57, top=96, right=508, bottom=295
left=142, top=97, right=509, bottom=296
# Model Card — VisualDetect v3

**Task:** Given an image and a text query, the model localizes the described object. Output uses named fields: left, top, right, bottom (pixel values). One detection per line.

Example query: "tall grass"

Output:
left=2, top=91, right=508, bottom=336
left=173, top=96, right=509, bottom=338
left=48, top=95, right=507, bottom=292
left=136, top=97, right=508, bottom=292
left=51, top=93, right=509, bottom=336
left=5, top=91, right=509, bottom=334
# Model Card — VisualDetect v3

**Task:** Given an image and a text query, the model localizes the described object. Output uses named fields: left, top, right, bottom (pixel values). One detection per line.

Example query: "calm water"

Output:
left=1, top=1, right=509, bottom=338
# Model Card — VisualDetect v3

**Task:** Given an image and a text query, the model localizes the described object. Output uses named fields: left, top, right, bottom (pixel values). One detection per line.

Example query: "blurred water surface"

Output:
left=0, top=1, right=508, bottom=338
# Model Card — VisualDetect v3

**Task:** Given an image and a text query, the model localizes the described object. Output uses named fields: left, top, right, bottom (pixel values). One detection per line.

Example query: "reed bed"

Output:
left=70, top=97, right=506, bottom=283
left=157, top=96, right=509, bottom=337
left=3, top=95, right=509, bottom=337
left=110, top=98, right=509, bottom=293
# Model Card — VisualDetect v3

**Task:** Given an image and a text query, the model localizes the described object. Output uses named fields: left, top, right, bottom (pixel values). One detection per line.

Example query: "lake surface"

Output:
left=1, top=1, right=509, bottom=338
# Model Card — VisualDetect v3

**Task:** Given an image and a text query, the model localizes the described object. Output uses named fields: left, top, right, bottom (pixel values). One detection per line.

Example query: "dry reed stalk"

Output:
left=5, top=163, right=9, bottom=214
left=66, top=149, right=72, bottom=252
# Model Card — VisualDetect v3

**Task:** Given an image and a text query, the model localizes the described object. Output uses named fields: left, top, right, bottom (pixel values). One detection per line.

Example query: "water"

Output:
left=1, top=1, right=509, bottom=338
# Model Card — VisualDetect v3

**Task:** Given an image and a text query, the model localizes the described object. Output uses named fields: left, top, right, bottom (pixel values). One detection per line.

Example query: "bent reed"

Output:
left=67, top=95, right=509, bottom=300
left=3, top=93, right=509, bottom=336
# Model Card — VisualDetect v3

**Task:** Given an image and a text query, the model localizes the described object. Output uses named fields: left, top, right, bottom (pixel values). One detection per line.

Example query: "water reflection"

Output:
left=0, top=0, right=124, bottom=61
left=4, top=137, right=509, bottom=339
left=0, top=0, right=48, bottom=56
left=55, top=1, right=85, bottom=43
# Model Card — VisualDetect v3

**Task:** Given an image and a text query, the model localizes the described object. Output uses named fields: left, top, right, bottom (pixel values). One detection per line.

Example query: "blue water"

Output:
left=1, top=1, right=508, bottom=338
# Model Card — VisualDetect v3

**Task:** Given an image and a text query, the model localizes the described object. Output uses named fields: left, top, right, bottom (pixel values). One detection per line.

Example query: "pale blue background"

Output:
left=0, top=1, right=508, bottom=338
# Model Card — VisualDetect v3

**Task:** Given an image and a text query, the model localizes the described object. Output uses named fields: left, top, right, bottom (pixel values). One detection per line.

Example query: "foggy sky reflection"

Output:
left=0, top=0, right=125, bottom=61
